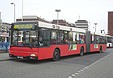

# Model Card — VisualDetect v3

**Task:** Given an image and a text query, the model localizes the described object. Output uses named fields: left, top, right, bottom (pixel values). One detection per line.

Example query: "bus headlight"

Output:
left=30, top=54, right=36, bottom=57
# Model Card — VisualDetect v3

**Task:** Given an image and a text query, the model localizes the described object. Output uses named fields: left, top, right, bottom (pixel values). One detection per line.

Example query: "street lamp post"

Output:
left=94, top=23, right=97, bottom=33
left=55, top=9, right=61, bottom=26
left=22, top=0, right=23, bottom=21
left=0, top=12, right=1, bottom=20
left=11, top=3, right=15, bottom=22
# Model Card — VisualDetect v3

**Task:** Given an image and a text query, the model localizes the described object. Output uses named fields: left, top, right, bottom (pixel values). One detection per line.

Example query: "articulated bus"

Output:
left=9, top=21, right=107, bottom=61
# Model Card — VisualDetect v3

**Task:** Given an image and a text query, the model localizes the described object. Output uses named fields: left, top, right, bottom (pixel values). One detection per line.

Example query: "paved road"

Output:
left=69, top=48, right=113, bottom=78
left=0, top=49, right=112, bottom=78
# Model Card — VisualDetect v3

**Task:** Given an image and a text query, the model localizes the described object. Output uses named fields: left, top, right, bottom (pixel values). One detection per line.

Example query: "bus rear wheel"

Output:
left=80, top=47, right=84, bottom=56
left=53, top=49, right=60, bottom=61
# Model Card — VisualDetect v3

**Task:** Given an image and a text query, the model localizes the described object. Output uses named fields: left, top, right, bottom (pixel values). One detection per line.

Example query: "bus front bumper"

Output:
left=9, top=54, right=38, bottom=60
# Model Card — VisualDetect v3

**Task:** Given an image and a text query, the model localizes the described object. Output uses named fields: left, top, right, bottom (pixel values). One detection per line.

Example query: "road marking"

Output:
left=75, top=73, right=78, bottom=75
left=68, top=52, right=113, bottom=78
left=84, top=52, right=113, bottom=69
left=72, top=74, right=76, bottom=76
left=68, top=76, right=72, bottom=78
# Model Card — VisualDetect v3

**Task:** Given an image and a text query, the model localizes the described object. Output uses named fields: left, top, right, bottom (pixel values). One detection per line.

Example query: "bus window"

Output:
left=51, top=30, right=57, bottom=44
left=30, top=31, right=38, bottom=47
left=68, top=31, right=73, bottom=43
left=12, top=30, right=38, bottom=47
left=73, top=32, right=77, bottom=44
left=94, top=35, right=100, bottom=44
left=22, top=31, right=29, bottom=46
left=12, top=31, right=18, bottom=45
left=77, top=33, right=80, bottom=43
left=91, top=34, right=95, bottom=43
left=79, top=33, right=85, bottom=44
left=39, top=28, right=50, bottom=47
left=57, top=30, right=64, bottom=44
left=63, top=31, right=68, bottom=44
left=99, top=36, right=106, bottom=44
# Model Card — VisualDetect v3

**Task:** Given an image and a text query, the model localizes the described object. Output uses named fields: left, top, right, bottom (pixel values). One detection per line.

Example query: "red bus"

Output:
left=9, top=21, right=107, bottom=61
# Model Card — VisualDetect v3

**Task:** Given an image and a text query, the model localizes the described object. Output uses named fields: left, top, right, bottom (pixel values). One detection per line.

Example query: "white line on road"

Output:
left=68, top=52, right=113, bottom=78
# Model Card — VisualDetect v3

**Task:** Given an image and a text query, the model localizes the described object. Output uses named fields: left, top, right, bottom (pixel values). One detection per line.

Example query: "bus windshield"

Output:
left=12, top=30, right=38, bottom=47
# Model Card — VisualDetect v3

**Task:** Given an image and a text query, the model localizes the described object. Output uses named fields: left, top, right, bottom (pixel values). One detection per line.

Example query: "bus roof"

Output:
left=12, top=21, right=86, bottom=33
left=38, top=21, right=86, bottom=33
left=106, top=35, right=113, bottom=37
left=90, top=32, right=106, bottom=36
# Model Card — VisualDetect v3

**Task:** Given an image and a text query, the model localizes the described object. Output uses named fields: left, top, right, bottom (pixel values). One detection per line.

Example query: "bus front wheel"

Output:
left=53, top=49, right=60, bottom=61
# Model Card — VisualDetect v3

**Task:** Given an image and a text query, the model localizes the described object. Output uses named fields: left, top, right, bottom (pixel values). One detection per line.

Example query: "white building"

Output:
left=75, top=20, right=88, bottom=30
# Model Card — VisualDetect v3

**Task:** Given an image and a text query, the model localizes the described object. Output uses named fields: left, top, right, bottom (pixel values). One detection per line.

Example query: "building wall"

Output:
left=108, top=12, right=113, bottom=36
left=75, top=20, right=88, bottom=30
left=52, top=20, right=69, bottom=26
left=16, top=16, right=50, bottom=23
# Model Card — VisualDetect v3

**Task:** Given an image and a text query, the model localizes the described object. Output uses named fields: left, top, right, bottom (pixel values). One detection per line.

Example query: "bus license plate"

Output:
left=17, top=56, right=23, bottom=59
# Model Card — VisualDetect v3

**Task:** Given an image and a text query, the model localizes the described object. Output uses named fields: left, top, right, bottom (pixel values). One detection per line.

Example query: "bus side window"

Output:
left=51, top=30, right=57, bottom=44
left=39, top=28, right=50, bottom=47
left=68, top=31, right=73, bottom=43
left=77, top=33, right=80, bottom=44
left=63, top=31, right=69, bottom=44
left=73, top=32, right=77, bottom=44
left=79, top=33, right=85, bottom=44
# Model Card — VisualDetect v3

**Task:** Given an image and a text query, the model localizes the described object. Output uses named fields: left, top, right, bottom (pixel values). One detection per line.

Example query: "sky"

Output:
left=0, top=0, right=113, bottom=34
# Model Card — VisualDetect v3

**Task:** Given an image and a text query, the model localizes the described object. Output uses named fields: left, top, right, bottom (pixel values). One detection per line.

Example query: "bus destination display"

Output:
left=14, top=24, right=35, bottom=29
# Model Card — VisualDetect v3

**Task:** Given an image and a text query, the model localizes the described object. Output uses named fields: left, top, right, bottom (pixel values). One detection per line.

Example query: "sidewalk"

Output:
left=71, top=52, right=113, bottom=78
left=0, top=50, right=8, bottom=53
left=0, top=52, right=9, bottom=61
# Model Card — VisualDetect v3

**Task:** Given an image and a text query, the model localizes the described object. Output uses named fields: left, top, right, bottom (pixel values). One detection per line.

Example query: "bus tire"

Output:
left=99, top=46, right=103, bottom=53
left=53, top=49, right=60, bottom=61
left=80, top=47, right=84, bottom=56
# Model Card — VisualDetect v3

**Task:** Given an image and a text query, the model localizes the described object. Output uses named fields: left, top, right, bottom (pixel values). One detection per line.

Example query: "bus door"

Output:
left=38, top=28, right=51, bottom=59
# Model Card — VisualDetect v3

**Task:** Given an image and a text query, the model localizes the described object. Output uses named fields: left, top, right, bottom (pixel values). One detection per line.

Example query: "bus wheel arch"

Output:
left=53, top=48, right=60, bottom=61
left=80, top=46, right=84, bottom=56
